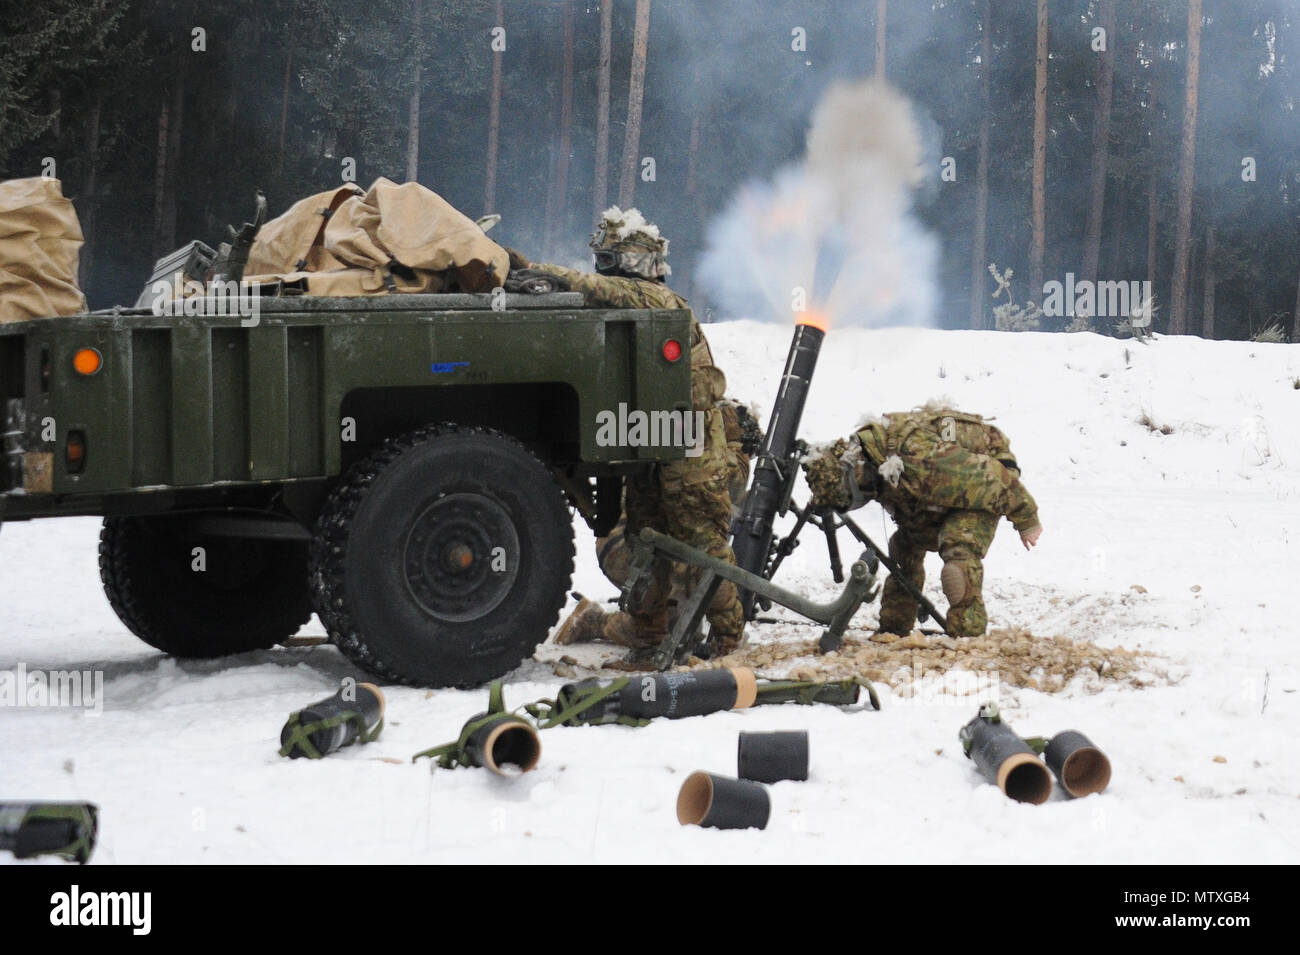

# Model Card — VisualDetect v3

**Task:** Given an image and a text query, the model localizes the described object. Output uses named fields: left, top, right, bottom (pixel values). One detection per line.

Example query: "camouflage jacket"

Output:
left=853, top=408, right=1040, bottom=532
left=531, top=263, right=727, bottom=411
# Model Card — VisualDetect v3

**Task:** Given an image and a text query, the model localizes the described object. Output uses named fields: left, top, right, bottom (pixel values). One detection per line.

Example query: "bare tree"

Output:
left=968, top=0, right=991, bottom=329
left=544, top=0, right=575, bottom=252
left=618, top=0, right=652, bottom=209
left=1030, top=0, right=1047, bottom=297
left=1169, top=0, right=1202, bottom=335
left=484, top=0, right=504, bottom=214
left=592, top=0, right=613, bottom=219
left=405, top=0, right=422, bottom=183
left=1079, top=0, right=1116, bottom=321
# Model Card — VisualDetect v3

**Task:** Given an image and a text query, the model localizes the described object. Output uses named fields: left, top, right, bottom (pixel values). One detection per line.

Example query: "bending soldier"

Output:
left=803, top=406, right=1042, bottom=637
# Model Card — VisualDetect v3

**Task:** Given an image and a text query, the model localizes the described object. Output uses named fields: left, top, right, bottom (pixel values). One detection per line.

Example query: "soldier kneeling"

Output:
left=803, top=407, right=1043, bottom=638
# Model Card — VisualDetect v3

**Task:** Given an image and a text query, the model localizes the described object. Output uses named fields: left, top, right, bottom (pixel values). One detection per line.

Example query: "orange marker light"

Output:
left=73, top=348, right=103, bottom=376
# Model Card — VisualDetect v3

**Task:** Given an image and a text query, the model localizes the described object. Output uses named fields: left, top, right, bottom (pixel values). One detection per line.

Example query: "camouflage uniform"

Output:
left=531, top=225, right=747, bottom=653
left=806, top=408, right=1040, bottom=637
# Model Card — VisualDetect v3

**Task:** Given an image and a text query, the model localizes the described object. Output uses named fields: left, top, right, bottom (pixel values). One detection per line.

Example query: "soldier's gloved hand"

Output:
left=503, top=269, right=571, bottom=294
left=736, top=405, right=763, bottom=457
left=1019, top=524, right=1043, bottom=550
left=803, top=439, right=864, bottom=512
left=504, top=247, right=531, bottom=271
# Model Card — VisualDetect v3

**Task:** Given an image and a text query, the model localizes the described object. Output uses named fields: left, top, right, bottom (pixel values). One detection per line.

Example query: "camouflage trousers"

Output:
left=593, top=412, right=745, bottom=653
left=878, top=509, right=999, bottom=638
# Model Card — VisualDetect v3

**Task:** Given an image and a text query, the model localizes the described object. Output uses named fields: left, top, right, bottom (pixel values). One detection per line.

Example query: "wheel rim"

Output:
left=402, top=492, right=521, bottom=622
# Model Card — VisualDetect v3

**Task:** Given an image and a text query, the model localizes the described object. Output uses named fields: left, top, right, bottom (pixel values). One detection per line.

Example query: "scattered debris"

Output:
left=1137, top=411, right=1174, bottom=435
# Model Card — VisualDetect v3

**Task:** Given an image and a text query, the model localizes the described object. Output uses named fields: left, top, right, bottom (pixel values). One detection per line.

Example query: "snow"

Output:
left=2, top=324, right=1299, bottom=863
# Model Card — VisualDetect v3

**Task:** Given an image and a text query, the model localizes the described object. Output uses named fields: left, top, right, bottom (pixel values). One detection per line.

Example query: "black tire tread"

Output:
left=99, top=516, right=313, bottom=657
left=309, top=422, right=575, bottom=686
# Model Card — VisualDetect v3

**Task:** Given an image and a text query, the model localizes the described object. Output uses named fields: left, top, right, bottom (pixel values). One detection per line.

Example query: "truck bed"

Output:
left=0, top=293, right=694, bottom=522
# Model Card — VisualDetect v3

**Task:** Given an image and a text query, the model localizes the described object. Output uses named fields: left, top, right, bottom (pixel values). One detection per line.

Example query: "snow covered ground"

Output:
left=3, top=324, right=1298, bottom=864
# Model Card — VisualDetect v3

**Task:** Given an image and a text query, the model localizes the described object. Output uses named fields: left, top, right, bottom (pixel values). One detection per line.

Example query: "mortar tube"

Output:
left=1043, top=731, right=1112, bottom=797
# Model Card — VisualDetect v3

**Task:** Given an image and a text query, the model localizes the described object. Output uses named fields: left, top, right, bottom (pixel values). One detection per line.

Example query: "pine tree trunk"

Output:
left=1169, top=0, right=1202, bottom=335
left=1202, top=227, right=1216, bottom=339
left=1292, top=270, right=1300, bottom=343
left=152, top=96, right=171, bottom=260
left=593, top=0, right=613, bottom=220
left=544, top=0, right=575, bottom=252
left=79, top=97, right=102, bottom=292
left=968, top=0, right=991, bottom=330
left=1079, top=0, right=1116, bottom=322
left=406, top=0, right=422, bottom=183
left=1146, top=79, right=1158, bottom=316
left=875, top=0, right=887, bottom=79
left=278, top=40, right=293, bottom=174
left=618, top=0, right=652, bottom=209
left=1030, top=0, right=1048, bottom=298
left=158, top=55, right=186, bottom=259
left=484, top=0, right=504, bottom=214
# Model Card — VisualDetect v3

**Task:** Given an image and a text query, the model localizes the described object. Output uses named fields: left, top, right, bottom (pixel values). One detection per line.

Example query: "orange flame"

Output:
left=796, top=309, right=830, bottom=332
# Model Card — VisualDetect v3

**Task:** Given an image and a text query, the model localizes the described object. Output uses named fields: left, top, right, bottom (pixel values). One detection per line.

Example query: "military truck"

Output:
left=0, top=293, right=694, bottom=686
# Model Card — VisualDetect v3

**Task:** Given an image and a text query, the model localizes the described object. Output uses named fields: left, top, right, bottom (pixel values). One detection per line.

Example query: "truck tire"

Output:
left=99, top=516, right=313, bottom=657
left=310, top=423, right=575, bottom=687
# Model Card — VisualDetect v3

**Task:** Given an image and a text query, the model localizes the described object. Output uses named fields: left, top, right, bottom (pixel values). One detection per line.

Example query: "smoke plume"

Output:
left=699, top=78, right=938, bottom=327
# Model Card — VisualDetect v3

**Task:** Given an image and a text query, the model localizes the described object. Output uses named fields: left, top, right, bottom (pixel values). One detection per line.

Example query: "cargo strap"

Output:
left=522, top=677, right=649, bottom=729
left=278, top=710, right=383, bottom=759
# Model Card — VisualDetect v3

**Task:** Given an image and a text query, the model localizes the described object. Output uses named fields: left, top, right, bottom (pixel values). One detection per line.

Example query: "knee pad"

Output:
left=940, top=560, right=971, bottom=606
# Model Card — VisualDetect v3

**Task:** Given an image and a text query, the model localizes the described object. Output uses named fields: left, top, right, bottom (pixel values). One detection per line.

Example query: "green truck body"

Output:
left=0, top=292, right=695, bottom=686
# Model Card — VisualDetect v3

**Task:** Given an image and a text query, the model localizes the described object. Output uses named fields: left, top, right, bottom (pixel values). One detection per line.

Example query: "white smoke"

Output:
left=700, top=78, right=938, bottom=327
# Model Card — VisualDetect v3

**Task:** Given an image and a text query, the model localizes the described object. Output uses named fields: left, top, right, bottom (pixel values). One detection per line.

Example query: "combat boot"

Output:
left=552, top=598, right=609, bottom=645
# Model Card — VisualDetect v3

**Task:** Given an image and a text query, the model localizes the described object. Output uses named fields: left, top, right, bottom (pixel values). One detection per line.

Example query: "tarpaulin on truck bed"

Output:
left=244, top=178, right=509, bottom=296
left=0, top=177, right=88, bottom=323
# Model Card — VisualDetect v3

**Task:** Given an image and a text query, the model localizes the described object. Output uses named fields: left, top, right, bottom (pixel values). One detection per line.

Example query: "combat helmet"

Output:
left=589, top=206, right=670, bottom=280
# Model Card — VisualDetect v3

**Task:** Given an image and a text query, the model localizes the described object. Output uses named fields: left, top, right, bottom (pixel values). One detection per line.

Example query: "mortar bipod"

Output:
left=621, top=527, right=879, bottom=670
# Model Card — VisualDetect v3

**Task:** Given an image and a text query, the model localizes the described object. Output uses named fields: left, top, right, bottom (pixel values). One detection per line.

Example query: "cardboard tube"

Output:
left=995, top=752, right=1054, bottom=806
left=1044, top=731, right=1112, bottom=797
left=961, top=710, right=1054, bottom=805
left=737, top=731, right=809, bottom=783
left=465, top=714, right=541, bottom=776
left=676, top=772, right=770, bottom=830
left=729, top=667, right=758, bottom=709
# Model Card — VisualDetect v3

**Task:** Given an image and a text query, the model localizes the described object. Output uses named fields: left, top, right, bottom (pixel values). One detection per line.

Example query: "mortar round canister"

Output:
left=1043, top=730, right=1111, bottom=797
left=676, top=772, right=770, bottom=830
left=737, top=731, right=809, bottom=783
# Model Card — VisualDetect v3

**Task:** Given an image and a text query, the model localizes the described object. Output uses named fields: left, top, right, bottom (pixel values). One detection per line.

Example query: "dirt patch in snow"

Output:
left=683, top=627, right=1161, bottom=694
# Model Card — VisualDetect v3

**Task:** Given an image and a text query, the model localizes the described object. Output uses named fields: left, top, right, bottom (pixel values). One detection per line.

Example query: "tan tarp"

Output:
left=245, top=178, right=509, bottom=296
left=0, top=177, right=88, bottom=323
